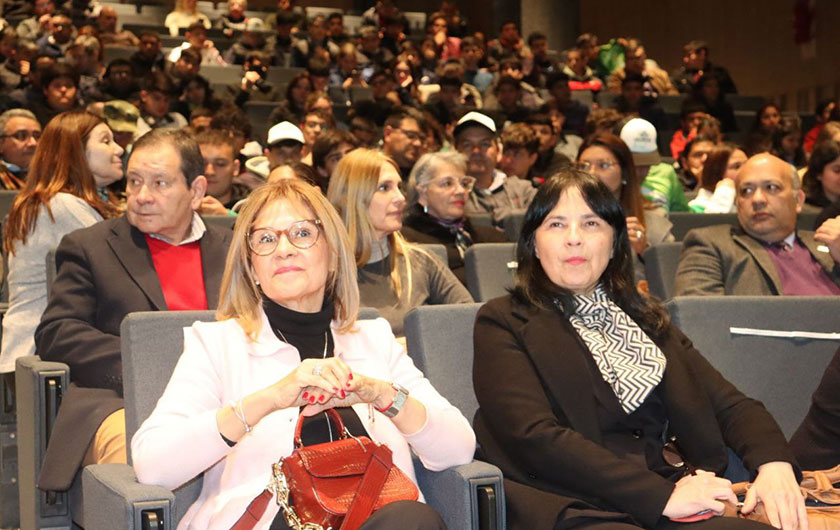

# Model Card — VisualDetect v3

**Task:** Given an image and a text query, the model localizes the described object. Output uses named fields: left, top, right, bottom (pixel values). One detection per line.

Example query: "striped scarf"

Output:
left=566, top=285, right=666, bottom=414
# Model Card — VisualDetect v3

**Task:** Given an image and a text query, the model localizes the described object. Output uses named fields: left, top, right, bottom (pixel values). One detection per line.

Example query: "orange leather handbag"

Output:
left=231, top=409, right=419, bottom=530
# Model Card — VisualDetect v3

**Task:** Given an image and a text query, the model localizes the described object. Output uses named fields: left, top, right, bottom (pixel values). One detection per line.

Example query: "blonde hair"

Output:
left=326, top=148, right=416, bottom=300
left=217, top=179, right=360, bottom=339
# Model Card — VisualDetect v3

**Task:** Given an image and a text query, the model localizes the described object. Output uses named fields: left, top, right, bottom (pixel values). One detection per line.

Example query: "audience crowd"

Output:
left=0, top=0, right=840, bottom=528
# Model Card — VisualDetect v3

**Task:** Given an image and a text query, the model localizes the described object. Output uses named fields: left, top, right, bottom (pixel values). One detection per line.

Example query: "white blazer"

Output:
left=131, top=310, right=476, bottom=530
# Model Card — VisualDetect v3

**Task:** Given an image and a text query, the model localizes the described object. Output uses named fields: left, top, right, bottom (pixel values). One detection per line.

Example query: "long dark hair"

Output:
left=577, top=133, right=650, bottom=228
left=511, top=169, right=670, bottom=336
left=803, top=140, right=840, bottom=206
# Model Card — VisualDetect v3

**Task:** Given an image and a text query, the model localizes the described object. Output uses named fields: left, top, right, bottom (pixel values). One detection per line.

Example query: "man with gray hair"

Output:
left=0, top=108, right=40, bottom=188
left=676, top=153, right=840, bottom=295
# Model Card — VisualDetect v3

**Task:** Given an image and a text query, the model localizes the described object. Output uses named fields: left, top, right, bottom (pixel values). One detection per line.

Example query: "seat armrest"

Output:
left=414, top=458, right=505, bottom=530
left=82, top=463, right=175, bottom=530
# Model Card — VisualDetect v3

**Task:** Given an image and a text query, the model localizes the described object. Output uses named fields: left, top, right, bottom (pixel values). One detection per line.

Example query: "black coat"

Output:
left=473, top=295, right=798, bottom=530
left=400, top=205, right=507, bottom=283
left=789, top=346, right=840, bottom=471
left=35, top=216, right=232, bottom=490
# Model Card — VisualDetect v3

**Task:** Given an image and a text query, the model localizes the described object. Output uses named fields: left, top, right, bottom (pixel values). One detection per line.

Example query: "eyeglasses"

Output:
left=397, top=128, right=426, bottom=142
left=576, top=160, right=619, bottom=172
left=426, top=175, right=476, bottom=192
left=2, top=130, right=41, bottom=142
left=248, top=219, right=321, bottom=255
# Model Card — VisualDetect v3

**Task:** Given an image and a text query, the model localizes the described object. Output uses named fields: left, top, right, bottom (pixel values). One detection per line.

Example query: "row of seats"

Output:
left=16, top=295, right=840, bottom=529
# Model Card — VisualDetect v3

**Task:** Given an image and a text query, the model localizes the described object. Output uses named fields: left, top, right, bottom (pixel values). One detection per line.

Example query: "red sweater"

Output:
left=144, top=235, right=209, bottom=311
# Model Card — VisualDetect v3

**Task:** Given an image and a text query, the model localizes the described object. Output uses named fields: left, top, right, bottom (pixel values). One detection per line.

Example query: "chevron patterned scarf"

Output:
left=566, top=285, right=666, bottom=414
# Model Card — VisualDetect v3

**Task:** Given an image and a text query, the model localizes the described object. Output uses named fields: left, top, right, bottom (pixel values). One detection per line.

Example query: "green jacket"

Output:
left=641, top=163, right=690, bottom=212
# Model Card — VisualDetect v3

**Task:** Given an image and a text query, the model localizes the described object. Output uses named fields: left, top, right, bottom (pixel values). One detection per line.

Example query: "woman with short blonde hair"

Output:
left=133, top=178, right=475, bottom=529
left=327, top=148, right=471, bottom=336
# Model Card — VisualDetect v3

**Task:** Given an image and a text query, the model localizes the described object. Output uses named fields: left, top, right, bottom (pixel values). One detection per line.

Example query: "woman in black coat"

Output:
left=472, top=170, right=807, bottom=530
left=401, top=151, right=507, bottom=283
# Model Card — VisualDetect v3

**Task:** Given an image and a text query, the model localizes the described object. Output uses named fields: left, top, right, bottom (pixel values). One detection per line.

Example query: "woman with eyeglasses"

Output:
left=132, top=179, right=475, bottom=529
left=576, top=134, right=674, bottom=286
left=1, top=111, right=122, bottom=374
left=401, top=151, right=508, bottom=283
left=327, top=149, right=472, bottom=338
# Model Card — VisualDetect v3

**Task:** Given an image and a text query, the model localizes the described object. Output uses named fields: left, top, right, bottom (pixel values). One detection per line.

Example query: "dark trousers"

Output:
left=563, top=516, right=774, bottom=530
left=270, top=500, right=447, bottom=530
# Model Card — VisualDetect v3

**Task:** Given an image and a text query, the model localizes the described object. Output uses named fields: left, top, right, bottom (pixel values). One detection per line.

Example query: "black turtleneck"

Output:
left=262, top=296, right=366, bottom=445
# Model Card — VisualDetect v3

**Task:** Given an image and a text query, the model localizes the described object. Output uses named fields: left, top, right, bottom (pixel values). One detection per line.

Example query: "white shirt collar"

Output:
left=147, top=212, right=206, bottom=246
left=476, top=169, right=508, bottom=196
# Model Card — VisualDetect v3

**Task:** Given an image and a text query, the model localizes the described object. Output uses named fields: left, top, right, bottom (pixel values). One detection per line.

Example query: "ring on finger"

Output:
left=312, top=366, right=323, bottom=376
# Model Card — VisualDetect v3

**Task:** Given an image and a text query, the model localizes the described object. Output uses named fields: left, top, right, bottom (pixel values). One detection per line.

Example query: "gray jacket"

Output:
left=674, top=224, right=840, bottom=296
left=465, top=171, right=537, bottom=227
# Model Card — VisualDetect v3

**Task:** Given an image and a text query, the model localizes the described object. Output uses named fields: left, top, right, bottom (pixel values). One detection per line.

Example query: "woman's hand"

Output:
left=741, top=462, right=807, bottom=530
left=626, top=216, right=648, bottom=256
left=299, top=371, right=394, bottom=416
left=269, top=357, right=354, bottom=411
left=662, top=470, right=737, bottom=519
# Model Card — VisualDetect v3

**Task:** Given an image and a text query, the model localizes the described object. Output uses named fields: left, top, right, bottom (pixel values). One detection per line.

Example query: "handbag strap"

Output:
left=230, top=489, right=274, bottom=530
left=339, top=444, right=394, bottom=530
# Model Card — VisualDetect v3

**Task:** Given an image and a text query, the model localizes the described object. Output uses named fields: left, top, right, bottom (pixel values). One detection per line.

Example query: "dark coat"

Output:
left=34, top=216, right=232, bottom=491
left=473, top=295, right=798, bottom=530
left=400, top=205, right=507, bottom=283
left=790, top=346, right=840, bottom=471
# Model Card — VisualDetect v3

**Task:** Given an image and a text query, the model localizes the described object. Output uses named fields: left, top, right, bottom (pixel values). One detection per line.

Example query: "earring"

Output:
left=622, top=179, right=627, bottom=185
left=255, top=279, right=260, bottom=286
left=423, top=204, right=429, bottom=214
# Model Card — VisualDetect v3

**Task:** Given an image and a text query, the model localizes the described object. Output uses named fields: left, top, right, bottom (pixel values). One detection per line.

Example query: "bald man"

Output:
left=675, top=153, right=840, bottom=296
left=97, top=6, right=139, bottom=47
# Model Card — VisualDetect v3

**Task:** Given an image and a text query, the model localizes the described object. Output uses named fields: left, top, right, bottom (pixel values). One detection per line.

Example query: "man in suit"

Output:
left=675, top=153, right=840, bottom=296
left=34, top=128, right=232, bottom=492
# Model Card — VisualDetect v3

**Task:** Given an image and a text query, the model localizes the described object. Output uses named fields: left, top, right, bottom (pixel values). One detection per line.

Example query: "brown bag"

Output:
left=231, top=409, right=419, bottom=530
left=726, top=465, right=840, bottom=530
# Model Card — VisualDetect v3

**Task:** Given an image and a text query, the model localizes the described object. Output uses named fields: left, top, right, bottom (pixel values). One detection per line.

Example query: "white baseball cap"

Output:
left=619, top=118, right=661, bottom=166
left=267, top=121, right=305, bottom=146
left=454, top=111, right=497, bottom=138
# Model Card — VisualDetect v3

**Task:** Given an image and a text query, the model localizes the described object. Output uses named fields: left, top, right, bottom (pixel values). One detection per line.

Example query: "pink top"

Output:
left=132, top=311, right=476, bottom=530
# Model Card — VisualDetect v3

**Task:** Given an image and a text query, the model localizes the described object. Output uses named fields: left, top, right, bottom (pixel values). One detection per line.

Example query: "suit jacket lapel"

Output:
left=200, top=226, right=228, bottom=309
left=514, top=304, right=603, bottom=444
left=106, top=217, right=167, bottom=310
left=731, top=228, right=782, bottom=294
left=799, top=231, right=840, bottom=286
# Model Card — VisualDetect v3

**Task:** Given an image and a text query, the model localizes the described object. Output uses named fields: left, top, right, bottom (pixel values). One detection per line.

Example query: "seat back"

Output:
left=404, top=304, right=483, bottom=422
left=666, top=296, right=840, bottom=438
left=418, top=244, right=447, bottom=265
left=202, top=215, right=237, bottom=231
left=0, top=190, right=17, bottom=220
left=670, top=212, right=820, bottom=241
left=464, top=243, right=517, bottom=302
left=642, top=243, right=682, bottom=300
left=502, top=211, right=525, bottom=242
left=45, top=248, right=57, bottom=296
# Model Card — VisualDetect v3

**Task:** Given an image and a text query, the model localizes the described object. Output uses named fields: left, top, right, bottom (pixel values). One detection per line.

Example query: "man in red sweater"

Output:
left=34, top=128, right=233, bottom=493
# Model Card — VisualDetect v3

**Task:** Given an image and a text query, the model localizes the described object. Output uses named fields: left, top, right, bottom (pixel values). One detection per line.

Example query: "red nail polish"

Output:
left=348, top=374, right=353, bottom=380
left=309, top=396, right=315, bottom=403
left=319, top=395, right=326, bottom=403
left=332, top=387, right=338, bottom=392
left=341, top=390, right=346, bottom=398
left=345, top=382, right=351, bottom=388
left=302, top=392, right=309, bottom=399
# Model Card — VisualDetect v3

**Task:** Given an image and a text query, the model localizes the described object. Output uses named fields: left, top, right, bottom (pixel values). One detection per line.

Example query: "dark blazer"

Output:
left=400, top=205, right=507, bottom=283
left=473, top=295, right=797, bottom=530
left=674, top=225, right=840, bottom=296
left=34, top=216, right=232, bottom=491
left=789, top=346, right=840, bottom=471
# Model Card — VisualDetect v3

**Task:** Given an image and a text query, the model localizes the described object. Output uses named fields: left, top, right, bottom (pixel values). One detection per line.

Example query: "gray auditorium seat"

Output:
left=464, top=243, right=517, bottom=302
left=670, top=212, right=823, bottom=241
left=642, top=242, right=682, bottom=301
left=666, top=296, right=840, bottom=438
left=418, top=243, right=448, bottom=265
left=404, top=304, right=505, bottom=530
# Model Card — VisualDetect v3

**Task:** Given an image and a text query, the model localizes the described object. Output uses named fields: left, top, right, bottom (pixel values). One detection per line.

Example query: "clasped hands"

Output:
left=663, top=463, right=807, bottom=530
left=271, top=356, right=394, bottom=417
